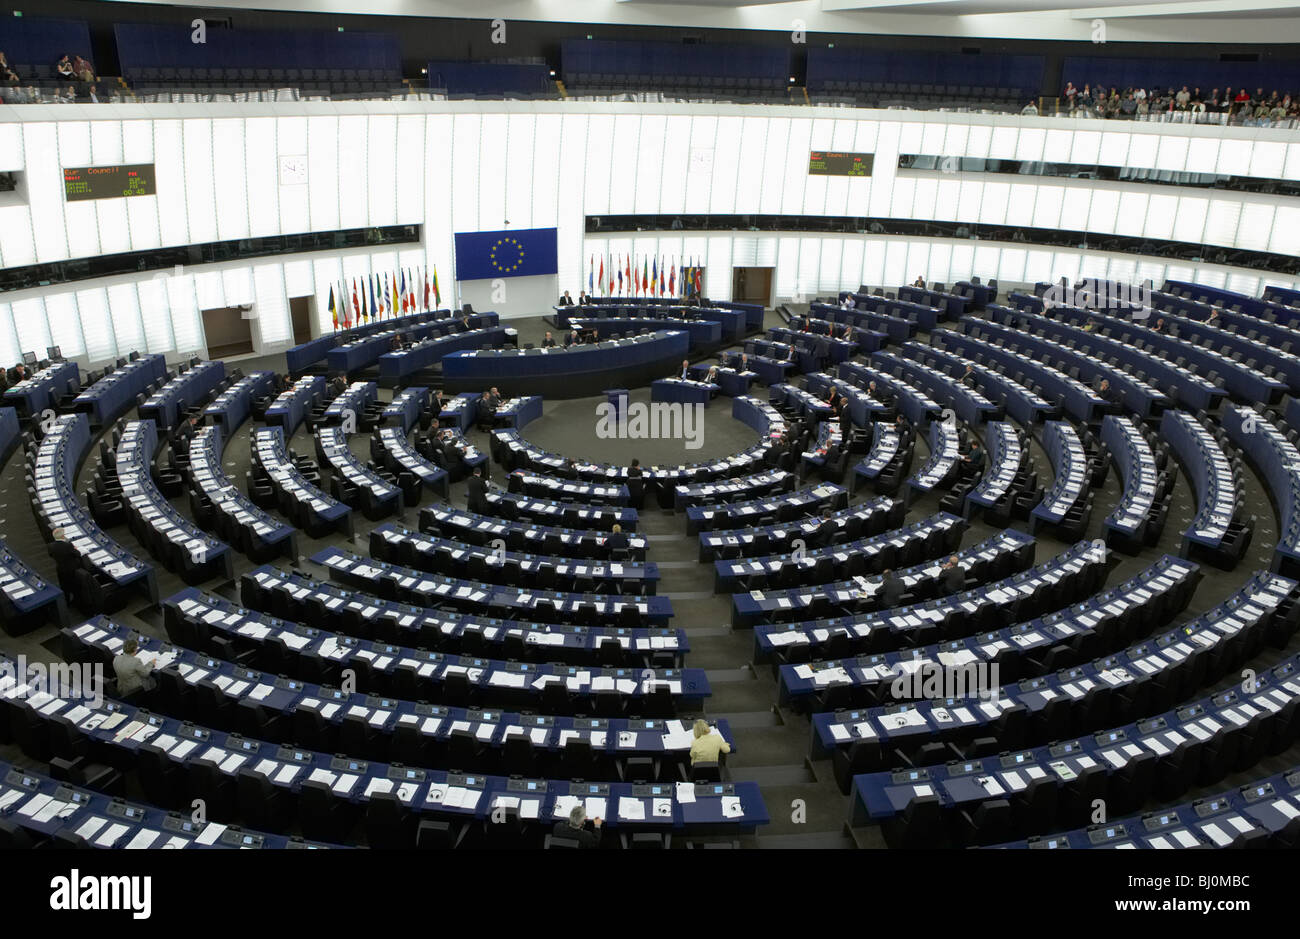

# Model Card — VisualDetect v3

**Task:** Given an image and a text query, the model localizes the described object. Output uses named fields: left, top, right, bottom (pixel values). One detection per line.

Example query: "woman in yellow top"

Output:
left=688, top=719, right=732, bottom=764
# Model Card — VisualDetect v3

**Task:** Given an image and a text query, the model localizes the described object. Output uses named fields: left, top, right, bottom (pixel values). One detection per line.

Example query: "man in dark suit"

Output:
left=838, top=397, right=852, bottom=442
left=558, top=291, right=574, bottom=306
left=678, top=359, right=691, bottom=381
left=465, top=466, right=488, bottom=514
left=484, top=386, right=502, bottom=413
left=564, top=330, right=580, bottom=347
left=552, top=805, right=602, bottom=848
left=811, top=511, right=838, bottom=548
left=940, top=556, right=965, bottom=594
left=879, top=569, right=905, bottom=608
left=541, top=331, right=557, bottom=348
left=961, top=436, right=985, bottom=479
left=1097, top=379, right=1122, bottom=411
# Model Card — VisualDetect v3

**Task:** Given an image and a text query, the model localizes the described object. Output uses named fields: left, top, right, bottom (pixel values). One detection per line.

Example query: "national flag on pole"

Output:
left=399, top=269, right=407, bottom=314
left=617, top=258, right=623, bottom=295
left=433, top=266, right=441, bottom=307
left=669, top=261, right=675, bottom=298
left=643, top=258, right=649, bottom=297
left=650, top=257, right=657, bottom=297
left=659, top=259, right=665, bottom=296
left=588, top=255, right=594, bottom=294
left=391, top=272, right=399, bottom=317
left=408, top=268, right=417, bottom=312
left=598, top=256, right=604, bottom=297
left=625, top=256, right=632, bottom=295
left=694, top=259, right=702, bottom=296
left=424, top=270, right=431, bottom=311
left=329, top=285, right=338, bottom=331
left=351, top=278, right=360, bottom=326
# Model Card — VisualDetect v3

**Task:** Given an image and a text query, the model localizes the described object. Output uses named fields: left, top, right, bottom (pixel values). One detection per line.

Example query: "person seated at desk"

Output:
left=579, top=292, right=593, bottom=306
left=1082, top=317, right=1099, bottom=333
left=958, top=364, right=978, bottom=388
left=541, top=331, right=557, bottom=348
left=465, top=465, right=489, bottom=514
left=329, top=374, right=348, bottom=397
left=604, top=523, right=630, bottom=555
left=677, top=359, right=691, bottom=381
left=553, top=804, right=602, bottom=848
left=114, top=636, right=157, bottom=697
left=940, top=556, right=965, bottom=594
left=1206, top=310, right=1221, bottom=328
left=702, top=365, right=720, bottom=385
left=430, top=389, right=446, bottom=413
left=558, top=291, right=574, bottom=307
left=564, top=330, right=581, bottom=348
left=1151, top=317, right=1166, bottom=333
left=840, top=295, right=856, bottom=311
left=840, top=324, right=855, bottom=342
left=628, top=458, right=643, bottom=479
left=879, top=569, right=905, bottom=608
left=689, top=719, right=732, bottom=765
left=1097, top=378, right=1122, bottom=411
left=960, top=435, right=984, bottom=478
left=171, top=416, right=198, bottom=450
left=458, top=315, right=472, bottom=333
left=810, top=510, right=838, bottom=548
left=7, top=363, right=27, bottom=385
left=913, top=275, right=926, bottom=288
left=825, top=321, right=836, bottom=338
left=799, top=317, right=811, bottom=333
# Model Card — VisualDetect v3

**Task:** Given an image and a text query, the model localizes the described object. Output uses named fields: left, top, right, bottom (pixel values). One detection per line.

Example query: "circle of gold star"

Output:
left=489, top=237, right=526, bottom=273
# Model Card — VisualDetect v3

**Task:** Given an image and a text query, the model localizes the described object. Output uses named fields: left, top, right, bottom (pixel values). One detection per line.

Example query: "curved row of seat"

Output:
left=116, top=419, right=232, bottom=583
left=851, top=651, right=1300, bottom=847
left=249, top=426, right=352, bottom=538
left=829, top=570, right=1298, bottom=781
left=714, top=511, right=963, bottom=594
left=369, top=524, right=657, bottom=595
left=187, top=426, right=297, bottom=562
left=812, top=555, right=1201, bottom=764
left=736, top=527, right=1035, bottom=630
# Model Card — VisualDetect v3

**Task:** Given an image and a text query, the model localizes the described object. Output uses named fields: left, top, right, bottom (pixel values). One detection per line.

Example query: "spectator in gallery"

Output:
left=1120, top=93, right=1137, bottom=119
left=60, top=84, right=77, bottom=103
left=1021, top=99, right=1039, bottom=116
left=72, top=55, right=95, bottom=82
left=0, top=53, right=18, bottom=84
left=56, top=55, right=75, bottom=80
left=1175, top=86, right=1191, bottom=109
left=1063, top=81, right=1077, bottom=109
left=86, top=84, right=104, bottom=103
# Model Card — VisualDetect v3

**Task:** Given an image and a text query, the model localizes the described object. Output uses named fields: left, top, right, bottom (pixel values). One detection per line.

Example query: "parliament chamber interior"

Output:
left=1, top=0, right=1299, bottom=902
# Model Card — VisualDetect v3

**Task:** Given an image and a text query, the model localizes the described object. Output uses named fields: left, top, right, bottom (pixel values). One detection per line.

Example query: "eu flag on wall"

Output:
left=453, top=227, right=559, bottom=281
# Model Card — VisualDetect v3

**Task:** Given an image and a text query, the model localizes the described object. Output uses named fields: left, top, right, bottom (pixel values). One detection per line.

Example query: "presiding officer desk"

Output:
left=443, top=330, right=691, bottom=399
